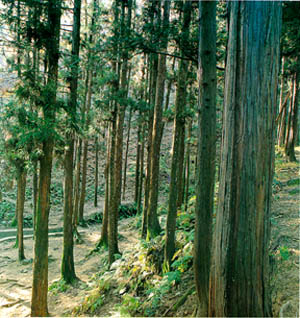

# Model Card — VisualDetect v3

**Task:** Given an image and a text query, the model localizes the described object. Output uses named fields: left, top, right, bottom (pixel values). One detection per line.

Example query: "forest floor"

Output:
left=0, top=146, right=299, bottom=317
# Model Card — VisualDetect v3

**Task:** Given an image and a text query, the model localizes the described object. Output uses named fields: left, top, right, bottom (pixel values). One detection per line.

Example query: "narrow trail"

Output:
left=0, top=214, right=139, bottom=317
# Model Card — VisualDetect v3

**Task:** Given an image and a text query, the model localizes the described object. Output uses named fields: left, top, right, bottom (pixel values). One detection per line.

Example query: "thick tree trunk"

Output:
left=194, top=2, right=216, bottom=315
left=17, top=167, right=26, bottom=262
left=208, top=2, right=281, bottom=316
left=164, top=0, right=191, bottom=266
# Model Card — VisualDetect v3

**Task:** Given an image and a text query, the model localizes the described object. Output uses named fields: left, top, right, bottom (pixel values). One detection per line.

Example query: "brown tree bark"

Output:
left=164, top=0, right=191, bottom=267
left=98, top=126, right=111, bottom=248
left=61, top=0, right=81, bottom=284
left=146, top=0, right=170, bottom=240
left=94, top=136, right=99, bottom=207
left=194, top=2, right=216, bottom=315
left=141, top=54, right=157, bottom=238
left=31, top=1, right=61, bottom=315
left=108, top=0, right=132, bottom=265
left=184, top=120, right=192, bottom=212
left=208, top=2, right=281, bottom=316
left=73, top=138, right=82, bottom=227
left=285, top=67, right=299, bottom=162
left=17, top=167, right=26, bottom=262
left=122, top=108, right=132, bottom=200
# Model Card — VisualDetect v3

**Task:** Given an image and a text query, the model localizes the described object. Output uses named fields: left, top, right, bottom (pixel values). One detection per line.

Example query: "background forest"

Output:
left=0, top=0, right=299, bottom=317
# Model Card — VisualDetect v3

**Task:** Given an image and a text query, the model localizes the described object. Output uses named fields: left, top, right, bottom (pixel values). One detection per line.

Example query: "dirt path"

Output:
left=0, top=216, right=139, bottom=317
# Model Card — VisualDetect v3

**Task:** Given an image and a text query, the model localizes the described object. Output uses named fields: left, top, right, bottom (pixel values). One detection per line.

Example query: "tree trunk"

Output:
left=137, top=124, right=145, bottom=215
left=184, top=120, right=192, bottom=211
left=94, top=137, right=99, bottom=207
left=208, top=2, right=281, bottom=316
left=164, top=0, right=191, bottom=267
left=32, top=161, right=38, bottom=239
left=73, top=138, right=82, bottom=227
left=146, top=0, right=170, bottom=240
left=17, top=167, right=26, bottom=262
left=108, top=0, right=132, bottom=264
left=142, top=54, right=157, bottom=238
left=285, top=68, right=299, bottom=162
left=135, top=117, right=141, bottom=203
left=277, top=57, right=285, bottom=145
left=122, top=108, right=132, bottom=200
left=31, top=1, right=61, bottom=315
left=78, top=0, right=97, bottom=223
left=98, top=126, right=111, bottom=248
left=61, top=0, right=81, bottom=284
left=194, top=2, right=216, bottom=315
left=78, top=77, right=92, bottom=223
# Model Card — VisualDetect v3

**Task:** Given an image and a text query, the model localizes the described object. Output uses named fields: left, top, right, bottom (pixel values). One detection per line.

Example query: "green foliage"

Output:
left=72, top=279, right=110, bottom=315
left=0, top=199, right=15, bottom=224
left=288, top=188, right=300, bottom=196
left=287, top=178, right=300, bottom=186
left=48, top=280, right=69, bottom=295
left=279, top=246, right=290, bottom=261
left=119, top=295, right=141, bottom=316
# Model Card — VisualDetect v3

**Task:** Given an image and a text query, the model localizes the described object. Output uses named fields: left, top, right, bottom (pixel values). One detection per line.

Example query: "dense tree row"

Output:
left=0, top=0, right=298, bottom=317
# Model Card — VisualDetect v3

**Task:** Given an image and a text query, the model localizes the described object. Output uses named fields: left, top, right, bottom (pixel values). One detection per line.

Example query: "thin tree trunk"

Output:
left=61, top=0, right=81, bottom=284
left=17, top=167, right=26, bottom=262
left=184, top=120, right=192, bottom=211
left=146, top=0, right=170, bottom=240
left=277, top=57, right=285, bottom=145
left=32, top=161, right=38, bottom=237
left=108, top=0, right=132, bottom=264
left=94, top=137, right=99, bottom=207
left=122, top=108, right=132, bottom=200
left=137, top=124, right=145, bottom=214
left=142, top=54, right=157, bottom=238
left=285, top=69, right=299, bottom=161
left=135, top=119, right=141, bottom=203
left=98, top=126, right=111, bottom=248
left=78, top=72, right=92, bottom=223
left=73, top=138, right=82, bottom=227
left=164, top=0, right=191, bottom=266
left=31, top=0, right=61, bottom=315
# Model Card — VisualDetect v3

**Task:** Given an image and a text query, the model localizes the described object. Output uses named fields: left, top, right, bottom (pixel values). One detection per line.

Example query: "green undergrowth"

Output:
left=73, top=198, right=197, bottom=317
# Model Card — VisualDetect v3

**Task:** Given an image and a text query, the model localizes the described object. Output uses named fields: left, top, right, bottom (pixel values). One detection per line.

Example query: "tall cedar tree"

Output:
left=146, top=0, right=170, bottom=240
left=141, top=1, right=160, bottom=238
left=194, top=1, right=216, bottom=316
left=164, top=0, right=192, bottom=267
left=31, top=0, right=61, bottom=316
left=61, top=0, right=82, bottom=284
left=208, top=2, right=281, bottom=316
left=108, top=0, right=132, bottom=264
